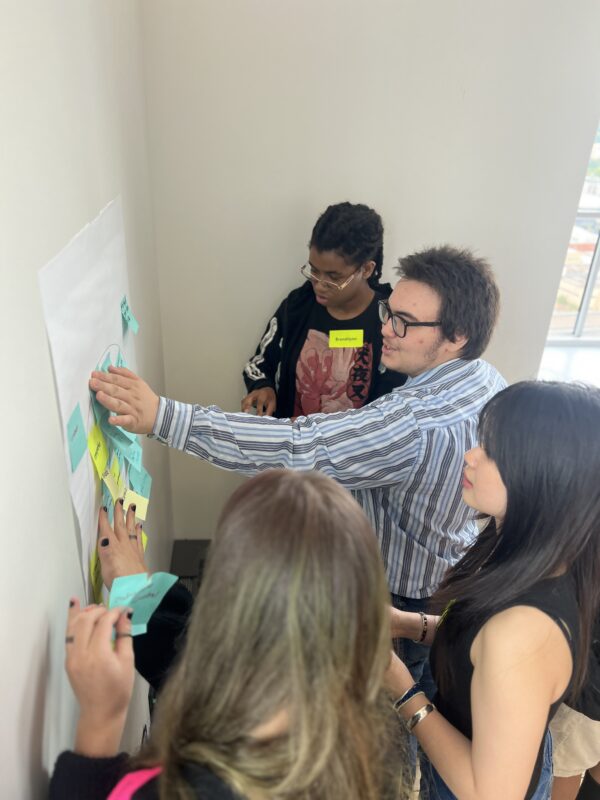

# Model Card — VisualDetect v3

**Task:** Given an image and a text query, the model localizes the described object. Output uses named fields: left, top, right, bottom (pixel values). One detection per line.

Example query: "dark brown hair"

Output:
left=396, top=245, right=500, bottom=359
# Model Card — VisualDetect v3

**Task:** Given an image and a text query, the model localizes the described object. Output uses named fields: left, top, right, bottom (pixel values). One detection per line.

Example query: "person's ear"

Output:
left=362, top=260, right=376, bottom=280
left=446, top=332, right=468, bottom=355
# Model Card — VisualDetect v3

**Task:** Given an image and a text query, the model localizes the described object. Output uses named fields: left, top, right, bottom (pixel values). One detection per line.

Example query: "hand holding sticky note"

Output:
left=109, top=572, right=178, bottom=636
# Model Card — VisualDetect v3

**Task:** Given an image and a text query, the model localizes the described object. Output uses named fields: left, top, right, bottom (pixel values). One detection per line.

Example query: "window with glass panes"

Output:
left=549, top=123, right=600, bottom=339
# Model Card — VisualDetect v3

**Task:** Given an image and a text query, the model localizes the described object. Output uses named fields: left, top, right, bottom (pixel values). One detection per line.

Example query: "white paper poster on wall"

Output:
left=39, top=197, right=145, bottom=597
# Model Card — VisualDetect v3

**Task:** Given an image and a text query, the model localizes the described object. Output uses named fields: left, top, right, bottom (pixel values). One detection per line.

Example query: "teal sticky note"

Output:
left=116, top=424, right=137, bottom=444
left=116, top=349, right=127, bottom=369
left=128, top=463, right=152, bottom=499
left=122, top=439, right=143, bottom=472
left=110, top=572, right=149, bottom=604
left=132, top=623, right=147, bottom=636
left=114, top=448, right=125, bottom=475
left=90, top=390, right=108, bottom=425
left=101, top=418, right=138, bottom=455
left=99, top=353, right=112, bottom=373
left=128, top=573, right=178, bottom=625
left=66, top=403, right=88, bottom=471
left=121, top=296, right=139, bottom=335
left=102, top=483, right=115, bottom=524
left=109, top=572, right=178, bottom=636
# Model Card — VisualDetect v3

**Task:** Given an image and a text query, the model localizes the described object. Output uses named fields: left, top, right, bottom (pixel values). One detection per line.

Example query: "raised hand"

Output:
left=65, top=600, right=134, bottom=756
left=89, top=366, right=159, bottom=434
left=98, top=501, right=148, bottom=591
left=241, top=386, right=277, bottom=416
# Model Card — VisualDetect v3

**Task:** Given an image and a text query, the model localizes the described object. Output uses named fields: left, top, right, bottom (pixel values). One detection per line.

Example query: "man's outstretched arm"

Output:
left=90, top=366, right=420, bottom=490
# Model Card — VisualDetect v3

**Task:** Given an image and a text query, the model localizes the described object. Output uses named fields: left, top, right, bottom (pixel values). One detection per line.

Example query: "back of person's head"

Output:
left=148, top=470, right=405, bottom=800
left=310, top=202, right=384, bottom=288
left=396, top=245, right=500, bottom=360
left=434, top=381, right=600, bottom=698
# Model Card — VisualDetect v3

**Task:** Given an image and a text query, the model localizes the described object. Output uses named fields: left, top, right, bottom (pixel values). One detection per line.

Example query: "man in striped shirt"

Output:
left=90, top=245, right=505, bottom=691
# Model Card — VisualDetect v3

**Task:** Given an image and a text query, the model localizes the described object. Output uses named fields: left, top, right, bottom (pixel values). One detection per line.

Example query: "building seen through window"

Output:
left=549, top=122, right=600, bottom=339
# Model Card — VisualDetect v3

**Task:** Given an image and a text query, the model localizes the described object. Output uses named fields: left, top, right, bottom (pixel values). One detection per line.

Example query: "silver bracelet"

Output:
left=406, top=702, right=436, bottom=733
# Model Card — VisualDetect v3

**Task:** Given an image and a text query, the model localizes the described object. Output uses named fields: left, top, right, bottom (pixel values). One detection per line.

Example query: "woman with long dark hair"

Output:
left=386, top=381, right=600, bottom=799
left=50, top=470, right=409, bottom=800
left=241, top=201, right=405, bottom=418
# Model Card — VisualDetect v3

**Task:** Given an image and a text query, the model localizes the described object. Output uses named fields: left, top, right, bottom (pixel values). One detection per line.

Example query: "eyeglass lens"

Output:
left=378, top=301, right=406, bottom=337
left=301, top=264, right=346, bottom=290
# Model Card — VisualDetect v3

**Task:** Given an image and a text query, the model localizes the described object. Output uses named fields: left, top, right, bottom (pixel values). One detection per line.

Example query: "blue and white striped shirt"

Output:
left=153, top=358, right=506, bottom=598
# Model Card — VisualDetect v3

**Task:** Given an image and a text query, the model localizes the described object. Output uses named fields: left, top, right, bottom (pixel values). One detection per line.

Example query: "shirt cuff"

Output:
left=149, top=396, right=194, bottom=451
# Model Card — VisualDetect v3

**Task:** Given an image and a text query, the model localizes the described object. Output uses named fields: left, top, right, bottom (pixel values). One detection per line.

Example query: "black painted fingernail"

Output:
left=126, top=611, right=133, bottom=620
left=100, top=538, right=109, bottom=547
left=118, top=498, right=124, bottom=506
left=69, top=599, right=75, bottom=608
left=102, top=505, right=108, bottom=512
left=131, top=504, right=136, bottom=512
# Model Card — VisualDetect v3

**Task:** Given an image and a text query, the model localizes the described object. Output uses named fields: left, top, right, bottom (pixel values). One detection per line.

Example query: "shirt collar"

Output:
left=403, top=358, right=469, bottom=389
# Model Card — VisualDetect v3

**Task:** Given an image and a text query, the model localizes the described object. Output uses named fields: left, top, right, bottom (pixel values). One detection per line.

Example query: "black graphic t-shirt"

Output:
left=293, top=296, right=384, bottom=416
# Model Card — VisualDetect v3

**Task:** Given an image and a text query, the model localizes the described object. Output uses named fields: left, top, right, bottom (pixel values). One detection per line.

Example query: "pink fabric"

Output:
left=294, top=329, right=373, bottom=415
left=107, top=766, right=162, bottom=799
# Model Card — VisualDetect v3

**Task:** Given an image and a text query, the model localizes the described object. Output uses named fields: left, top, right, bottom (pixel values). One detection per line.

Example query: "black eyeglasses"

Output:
left=378, top=300, right=441, bottom=339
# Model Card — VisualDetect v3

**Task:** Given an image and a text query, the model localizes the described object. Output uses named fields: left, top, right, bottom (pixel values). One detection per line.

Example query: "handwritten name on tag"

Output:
left=328, top=329, right=364, bottom=348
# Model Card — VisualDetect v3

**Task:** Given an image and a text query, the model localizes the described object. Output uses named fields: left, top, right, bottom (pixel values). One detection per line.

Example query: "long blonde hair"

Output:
left=144, top=470, right=406, bottom=799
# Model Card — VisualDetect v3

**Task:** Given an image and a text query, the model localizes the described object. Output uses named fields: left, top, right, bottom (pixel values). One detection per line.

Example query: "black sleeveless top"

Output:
left=429, top=573, right=579, bottom=800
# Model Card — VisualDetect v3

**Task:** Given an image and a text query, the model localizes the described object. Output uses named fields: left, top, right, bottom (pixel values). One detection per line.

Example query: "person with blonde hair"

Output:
left=50, top=470, right=409, bottom=800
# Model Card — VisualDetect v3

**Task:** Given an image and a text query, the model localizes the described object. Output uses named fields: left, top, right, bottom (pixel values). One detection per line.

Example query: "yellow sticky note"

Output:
left=88, top=424, right=109, bottom=478
left=329, top=329, right=364, bottom=348
left=109, top=453, right=122, bottom=488
left=141, top=530, right=148, bottom=551
left=90, top=548, right=104, bottom=604
left=102, top=468, right=121, bottom=502
left=123, top=488, right=149, bottom=521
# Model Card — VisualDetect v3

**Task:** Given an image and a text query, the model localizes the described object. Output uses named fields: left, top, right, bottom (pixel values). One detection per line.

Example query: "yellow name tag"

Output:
left=329, top=329, right=364, bottom=348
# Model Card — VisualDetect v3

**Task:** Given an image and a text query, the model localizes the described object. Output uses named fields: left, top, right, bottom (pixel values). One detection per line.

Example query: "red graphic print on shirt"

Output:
left=294, top=329, right=373, bottom=416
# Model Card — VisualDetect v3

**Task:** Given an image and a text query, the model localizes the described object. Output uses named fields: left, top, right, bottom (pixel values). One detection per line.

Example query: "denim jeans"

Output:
left=420, top=729, right=554, bottom=799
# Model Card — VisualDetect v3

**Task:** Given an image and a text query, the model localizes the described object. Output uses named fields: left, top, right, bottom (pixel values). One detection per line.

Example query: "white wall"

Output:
left=4, top=1, right=600, bottom=795
left=140, top=0, right=600, bottom=540
left=0, top=2, right=171, bottom=797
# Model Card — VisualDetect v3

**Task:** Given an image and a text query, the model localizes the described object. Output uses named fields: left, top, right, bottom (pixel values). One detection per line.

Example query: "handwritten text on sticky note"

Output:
left=88, top=424, right=109, bottom=478
left=67, top=403, right=88, bottom=471
left=109, top=572, right=177, bottom=636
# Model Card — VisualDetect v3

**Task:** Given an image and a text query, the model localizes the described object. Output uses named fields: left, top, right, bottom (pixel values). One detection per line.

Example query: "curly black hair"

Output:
left=309, top=202, right=384, bottom=288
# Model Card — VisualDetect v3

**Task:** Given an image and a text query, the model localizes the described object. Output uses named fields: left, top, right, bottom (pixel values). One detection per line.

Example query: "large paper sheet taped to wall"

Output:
left=39, top=198, right=148, bottom=597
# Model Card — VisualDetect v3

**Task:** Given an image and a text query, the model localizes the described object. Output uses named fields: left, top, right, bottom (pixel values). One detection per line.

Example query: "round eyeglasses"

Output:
left=378, top=300, right=441, bottom=339
left=300, top=263, right=361, bottom=291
